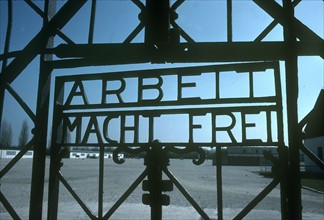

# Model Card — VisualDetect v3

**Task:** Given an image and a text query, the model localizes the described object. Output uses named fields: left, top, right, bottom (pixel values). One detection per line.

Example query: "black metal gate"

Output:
left=0, top=1, right=323, bottom=219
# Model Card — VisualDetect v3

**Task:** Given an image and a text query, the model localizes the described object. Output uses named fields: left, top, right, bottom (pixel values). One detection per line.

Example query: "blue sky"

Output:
left=0, top=0, right=323, bottom=147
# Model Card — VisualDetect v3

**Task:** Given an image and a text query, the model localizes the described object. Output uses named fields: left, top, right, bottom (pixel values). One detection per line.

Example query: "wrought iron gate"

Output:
left=0, top=0, right=323, bottom=219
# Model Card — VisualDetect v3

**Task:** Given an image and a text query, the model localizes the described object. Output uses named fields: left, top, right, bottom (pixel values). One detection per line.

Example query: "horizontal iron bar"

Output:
left=61, top=104, right=278, bottom=116
left=62, top=97, right=278, bottom=110
left=0, top=50, right=22, bottom=61
left=60, top=142, right=283, bottom=148
left=47, top=41, right=323, bottom=67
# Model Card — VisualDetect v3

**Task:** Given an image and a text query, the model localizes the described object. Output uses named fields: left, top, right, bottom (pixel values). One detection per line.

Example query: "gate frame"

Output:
left=0, top=0, right=323, bottom=219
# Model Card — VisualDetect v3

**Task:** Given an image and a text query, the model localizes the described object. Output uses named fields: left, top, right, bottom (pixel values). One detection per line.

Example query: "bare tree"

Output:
left=18, top=120, right=29, bottom=148
left=0, top=120, right=13, bottom=148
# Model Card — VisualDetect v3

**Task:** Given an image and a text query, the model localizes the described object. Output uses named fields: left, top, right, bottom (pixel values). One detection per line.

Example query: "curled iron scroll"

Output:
left=113, top=146, right=148, bottom=164
left=165, top=146, right=206, bottom=165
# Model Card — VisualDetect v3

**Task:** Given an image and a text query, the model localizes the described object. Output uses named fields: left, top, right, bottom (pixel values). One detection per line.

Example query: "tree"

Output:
left=18, top=120, right=29, bottom=148
left=0, top=120, right=13, bottom=148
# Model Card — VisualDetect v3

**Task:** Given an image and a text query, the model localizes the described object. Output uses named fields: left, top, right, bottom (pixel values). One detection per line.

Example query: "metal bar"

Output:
left=47, top=41, right=323, bottom=67
left=123, top=22, right=145, bottom=43
left=297, top=107, right=324, bottom=169
left=170, top=0, right=185, bottom=11
left=132, top=0, right=146, bottom=10
left=254, top=0, right=302, bottom=42
left=0, top=50, right=22, bottom=61
left=47, top=82, right=64, bottom=220
left=278, top=145, right=289, bottom=220
left=282, top=0, right=302, bottom=219
left=31, top=67, right=52, bottom=218
left=56, top=30, right=75, bottom=45
left=1, top=0, right=12, bottom=71
left=233, top=179, right=280, bottom=219
left=29, top=1, right=56, bottom=218
left=0, top=0, right=87, bottom=86
left=24, top=0, right=46, bottom=19
left=0, top=191, right=21, bottom=220
left=103, top=168, right=148, bottom=220
left=273, top=63, right=285, bottom=146
left=58, top=172, right=97, bottom=219
left=301, top=144, right=324, bottom=170
left=163, top=168, right=210, bottom=220
left=253, top=0, right=323, bottom=43
left=88, top=0, right=96, bottom=44
left=216, top=147, right=223, bottom=220
left=227, top=0, right=232, bottom=42
left=24, top=0, right=75, bottom=46
left=0, top=138, right=34, bottom=178
left=170, top=20, right=195, bottom=43
left=249, top=71, right=254, bottom=98
left=254, top=20, right=278, bottom=42
left=98, top=145, right=105, bottom=218
left=5, top=83, right=36, bottom=122
left=0, top=0, right=12, bottom=131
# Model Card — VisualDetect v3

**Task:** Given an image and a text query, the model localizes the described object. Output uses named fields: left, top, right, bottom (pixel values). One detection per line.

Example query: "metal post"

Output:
left=216, top=147, right=223, bottom=220
left=282, top=0, right=302, bottom=219
left=47, top=80, right=64, bottom=219
left=143, top=142, right=171, bottom=220
left=0, top=0, right=12, bottom=127
left=145, top=0, right=170, bottom=45
left=29, top=1, right=56, bottom=218
left=146, top=146, right=163, bottom=219
left=98, top=145, right=105, bottom=218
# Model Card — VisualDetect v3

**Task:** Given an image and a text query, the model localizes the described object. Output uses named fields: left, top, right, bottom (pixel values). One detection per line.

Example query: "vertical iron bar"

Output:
left=47, top=106, right=63, bottom=220
left=98, top=145, right=105, bottom=218
left=145, top=0, right=170, bottom=45
left=249, top=71, right=254, bottom=98
left=47, top=80, right=64, bottom=220
left=147, top=146, right=163, bottom=220
left=29, top=1, right=56, bottom=218
left=274, top=61, right=288, bottom=219
left=282, top=0, right=302, bottom=219
left=215, top=71, right=220, bottom=100
left=274, top=63, right=284, bottom=145
left=88, top=0, right=97, bottom=44
left=278, top=145, right=288, bottom=220
left=1, top=0, right=12, bottom=71
left=226, top=0, right=232, bottom=42
left=216, top=147, right=223, bottom=220
left=0, top=0, right=12, bottom=130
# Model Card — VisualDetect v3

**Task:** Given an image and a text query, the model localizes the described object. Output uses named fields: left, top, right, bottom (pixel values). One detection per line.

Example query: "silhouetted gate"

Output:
left=0, top=0, right=323, bottom=219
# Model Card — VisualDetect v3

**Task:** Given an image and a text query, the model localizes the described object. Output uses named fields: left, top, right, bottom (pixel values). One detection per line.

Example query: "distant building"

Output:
left=0, top=149, right=33, bottom=159
left=303, top=90, right=324, bottom=174
left=226, top=146, right=278, bottom=166
left=68, top=147, right=123, bottom=160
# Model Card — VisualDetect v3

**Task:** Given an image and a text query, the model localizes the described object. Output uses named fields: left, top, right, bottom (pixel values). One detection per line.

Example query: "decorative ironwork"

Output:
left=0, top=0, right=323, bottom=219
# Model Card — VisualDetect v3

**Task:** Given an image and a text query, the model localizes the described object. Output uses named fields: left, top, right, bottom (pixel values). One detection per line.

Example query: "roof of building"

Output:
left=304, top=89, right=324, bottom=138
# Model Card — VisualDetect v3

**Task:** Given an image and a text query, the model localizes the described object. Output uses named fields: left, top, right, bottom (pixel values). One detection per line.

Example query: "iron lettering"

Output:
left=55, top=62, right=284, bottom=147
